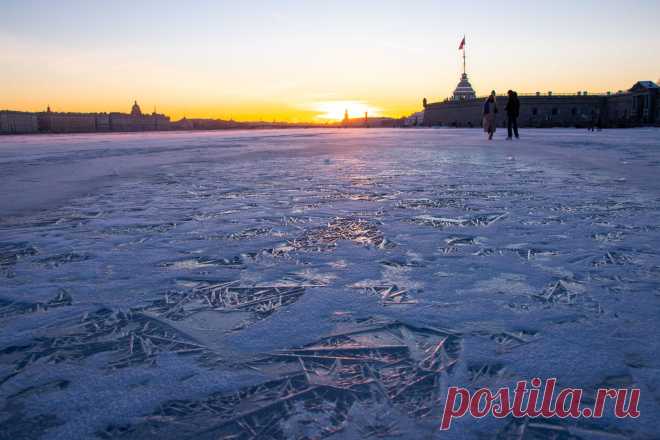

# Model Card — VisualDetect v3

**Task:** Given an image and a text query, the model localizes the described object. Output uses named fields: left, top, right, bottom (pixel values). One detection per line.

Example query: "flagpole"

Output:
left=463, top=35, right=466, bottom=75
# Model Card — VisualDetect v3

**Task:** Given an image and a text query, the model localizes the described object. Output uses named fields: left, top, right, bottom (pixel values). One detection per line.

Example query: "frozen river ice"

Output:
left=1, top=128, right=660, bottom=439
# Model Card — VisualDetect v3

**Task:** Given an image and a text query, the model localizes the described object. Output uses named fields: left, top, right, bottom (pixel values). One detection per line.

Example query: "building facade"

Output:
left=32, top=102, right=171, bottom=134
left=37, top=108, right=103, bottom=133
left=108, top=113, right=171, bottom=131
left=423, top=80, right=659, bottom=128
left=403, top=111, right=426, bottom=127
left=0, top=111, right=38, bottom=134
left=108, top=101, right=171, bottom=131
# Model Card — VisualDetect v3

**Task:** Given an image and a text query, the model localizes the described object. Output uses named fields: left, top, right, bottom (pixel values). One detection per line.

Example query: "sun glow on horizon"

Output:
left=312, top=101, right=382, bottom=121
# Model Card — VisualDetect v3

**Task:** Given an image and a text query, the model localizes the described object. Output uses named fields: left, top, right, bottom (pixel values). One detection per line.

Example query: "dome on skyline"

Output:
left=131, top=100, right=142, bottom=116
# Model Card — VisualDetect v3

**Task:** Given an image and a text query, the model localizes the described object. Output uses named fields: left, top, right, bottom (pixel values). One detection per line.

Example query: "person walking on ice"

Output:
left=483, top=91, right=498, bottom=140
left=505, top=90, right=520, bottom=139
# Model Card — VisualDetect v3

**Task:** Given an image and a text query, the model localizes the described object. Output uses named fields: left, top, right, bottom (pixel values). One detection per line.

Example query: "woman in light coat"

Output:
left=482, top=91, right=498, bottom=140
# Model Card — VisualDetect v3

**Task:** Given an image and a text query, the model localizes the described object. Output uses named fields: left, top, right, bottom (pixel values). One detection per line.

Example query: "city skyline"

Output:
left=2, top=0, right=660, bottom=121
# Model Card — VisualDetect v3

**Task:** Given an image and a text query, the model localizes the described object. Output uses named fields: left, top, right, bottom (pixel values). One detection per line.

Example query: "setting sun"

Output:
left=312, top=100, right=382, bottom=121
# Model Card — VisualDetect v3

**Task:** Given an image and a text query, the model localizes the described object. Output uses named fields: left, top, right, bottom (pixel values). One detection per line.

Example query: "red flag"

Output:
left=459, top=37, right=465, bottom=50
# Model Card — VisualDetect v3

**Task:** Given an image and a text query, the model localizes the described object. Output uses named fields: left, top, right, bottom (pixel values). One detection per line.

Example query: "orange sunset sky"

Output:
left=2, top=0, right=659, bottom=122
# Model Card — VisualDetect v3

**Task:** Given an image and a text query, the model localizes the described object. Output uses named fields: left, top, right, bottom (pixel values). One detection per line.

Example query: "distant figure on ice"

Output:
left=588, top=109, right=603, bottom=132
left=505, top=90, right=520, bottom=139
left=483, top=91, right=498, bottom=140
left=588, top=109, right=596, bottom=131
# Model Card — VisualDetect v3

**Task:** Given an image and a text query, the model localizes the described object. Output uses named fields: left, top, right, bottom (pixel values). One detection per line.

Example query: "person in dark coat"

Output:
left=505, top=90, right=520, bottom=139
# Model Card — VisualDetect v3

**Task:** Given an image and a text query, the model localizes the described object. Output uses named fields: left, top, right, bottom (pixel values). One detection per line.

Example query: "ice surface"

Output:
left=0, top=128, right=659, bottom=439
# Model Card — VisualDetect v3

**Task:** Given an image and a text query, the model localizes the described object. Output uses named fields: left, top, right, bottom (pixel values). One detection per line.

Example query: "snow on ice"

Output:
left=0, top=128, right=659, bottom=439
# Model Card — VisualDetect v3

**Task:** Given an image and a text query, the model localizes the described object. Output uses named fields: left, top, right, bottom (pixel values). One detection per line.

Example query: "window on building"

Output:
left=552, top=108, right=559, bottom=116
left=532, top=108, right=538, bottom=116
left=571, top=108, right=577, bottom=116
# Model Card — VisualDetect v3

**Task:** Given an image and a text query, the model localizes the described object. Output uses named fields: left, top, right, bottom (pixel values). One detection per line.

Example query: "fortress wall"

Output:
left=422, top=100, right=483, bottom=127
left=605, top=94, right=635, bottom=127
left=517, top=95, right=606, bottom=128
left=424, top=95, right=616, bottom=128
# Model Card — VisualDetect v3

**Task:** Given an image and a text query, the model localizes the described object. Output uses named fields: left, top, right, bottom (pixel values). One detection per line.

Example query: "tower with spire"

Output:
left=451, top=36, right=476, bottom=101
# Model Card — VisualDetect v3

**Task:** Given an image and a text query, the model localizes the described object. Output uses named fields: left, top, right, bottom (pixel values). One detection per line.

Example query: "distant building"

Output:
left=34, top=101, right=171, bottom=133
left=38, top=107, right=105, bottom=133
left=342, top=109, right=350, bottom=127
left=422, top=43, right=658, bottom=128
left=340, top=116, right=404, bottom=128
left=404, top=111, right=425, bottom=127
left=423, top=81, right=659, bottom=128
left=109, top=101, right=171, bottom=131
left=171, top=117, right=194, bottom=131
left=0, top=111, right=38, bottom=134
left=172, top=118, right=240, bottom=130
left=626, top=81, right=659, bottom=125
